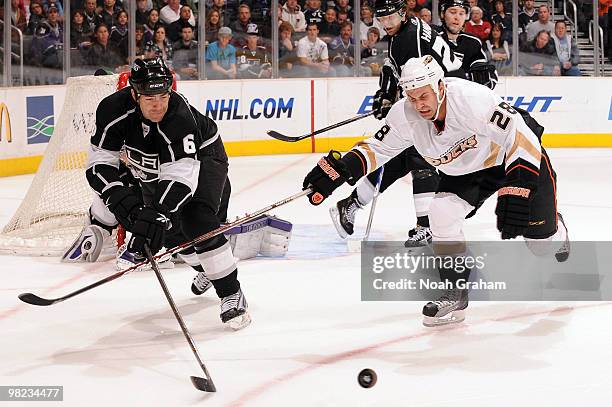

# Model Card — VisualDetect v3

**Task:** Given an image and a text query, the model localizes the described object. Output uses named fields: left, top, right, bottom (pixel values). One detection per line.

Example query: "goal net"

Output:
left=0, top=74, right=120, bottom=256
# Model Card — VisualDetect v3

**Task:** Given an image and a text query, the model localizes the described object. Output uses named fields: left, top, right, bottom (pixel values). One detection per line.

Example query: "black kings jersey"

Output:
left=87, top=87, right=219, bottom=213
left=433, top=27, right=489, bottom=71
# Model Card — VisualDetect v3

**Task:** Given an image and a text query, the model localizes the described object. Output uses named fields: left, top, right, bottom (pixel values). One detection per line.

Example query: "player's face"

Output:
left=377, top=12, right=404, bottom=36
left=444, top=7, right=467, bottom=34
left=138, top=92, right=170, bottom=123
left=406, top=85, right=439, bottom=120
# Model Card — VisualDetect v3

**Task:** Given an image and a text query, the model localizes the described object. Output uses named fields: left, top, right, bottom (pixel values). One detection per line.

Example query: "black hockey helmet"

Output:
left=439, top=0, right=470, bottom=17
left=374, top=0, right=406, bottom=17
left=129, top=57, right=173, bottom=96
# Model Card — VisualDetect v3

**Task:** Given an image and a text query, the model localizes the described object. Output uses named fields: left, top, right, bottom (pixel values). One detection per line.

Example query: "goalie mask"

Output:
left=129, top=57, right=174, bottom=96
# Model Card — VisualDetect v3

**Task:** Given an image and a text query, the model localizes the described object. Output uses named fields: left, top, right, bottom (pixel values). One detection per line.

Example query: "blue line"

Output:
left=609, top=96, right=612, bottom=120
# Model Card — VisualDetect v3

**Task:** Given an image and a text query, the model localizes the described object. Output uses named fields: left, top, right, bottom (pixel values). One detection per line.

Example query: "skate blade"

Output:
left=422, top=310, right=466, bottom=327
left=227, top=312, right=252, bottom=331
left=329, top=206, right=348, bottom=239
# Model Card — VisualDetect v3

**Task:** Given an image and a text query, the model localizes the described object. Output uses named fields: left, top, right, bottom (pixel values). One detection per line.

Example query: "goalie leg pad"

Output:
left=224, top=215, right=293, bottom=259
left=260, top=217, right=292, bottom=257
left=62, top=224, right=110, bottom=263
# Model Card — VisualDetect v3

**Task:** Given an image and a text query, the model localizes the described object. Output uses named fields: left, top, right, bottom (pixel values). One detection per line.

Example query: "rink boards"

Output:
left=0, top=76, right=610, bottom=176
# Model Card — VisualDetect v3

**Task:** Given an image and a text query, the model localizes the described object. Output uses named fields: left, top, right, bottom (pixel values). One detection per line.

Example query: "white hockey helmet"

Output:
left=399, top=56, right=446, bottom=120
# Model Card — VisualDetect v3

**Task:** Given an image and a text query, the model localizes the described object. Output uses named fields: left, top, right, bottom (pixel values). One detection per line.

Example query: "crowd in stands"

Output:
left=1, top=0, right=608, bottom=84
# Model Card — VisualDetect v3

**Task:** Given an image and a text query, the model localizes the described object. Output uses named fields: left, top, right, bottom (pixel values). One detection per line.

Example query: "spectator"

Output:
left=136, top=0, right=150, bottom=25
left=26, top=1, right=46, bottom=35
left=110, top=9, right=128, bottom=59
left=526, top=5, right=555, bottom=42
left=552, top=20, right=581, bottom=76
left=491, top=0, right=512, bottom=42
left=419, top=8, right=432, bottom=24
left=144, top=8, right=160, bottom=43
left=406, top=0, right=419, bottom=17
left=598, top=0, right=612, bottom=59
left=361, top=26, right=386, bottom=76
left=211, top=0, right=229, bottom=27
left=518, top=0, right=539, bottom=32
left=486, top=23, right=511, bottom=75
left=359, top=5, right=384, bottom=43
left=521, top=30, right=560, bottom=76
left=83, top=0, right=101, bottom=32
left=40, top=0, right=64, bottom=20
left=329, top=20, right=354, bottom=76
left=160, top=0, right=195, bottom=26
left=319, top=7, right=340, bottom=40
left=0, top=0, right=27, bottom=33
left=205, top=26, right=237, bottom=79
left=236, top=24, right=272, bottom=78
left=70, top=9, right=93, bottom=49
left=85, top=23, right=125, bottom=69
left=99, top=0, right=122, bottom=28
left=172, top=23, right=199, bottom=80
left=205, top=9, right=222, bottom=45
left=334, top=0, right=353, bottom=21
left=232, top=4, right=253, bottom=47
left=464, top=6, right=491, bottom=43
left=167, top=5, right=196, bottom=42
left=30, top=5, right=63, bottom=68
left=282, top=0, right=306, bottom=33
left=279, top=21, right=297, bottom=75
left=281, top=0, right=306, bottom=32
left=295, top=22, right=329, bottom=77
left=144, top=24, right=173, bottom=65
left=135, top=24, right=147, bottom=57
left=304, top=0, right=325, bottom=29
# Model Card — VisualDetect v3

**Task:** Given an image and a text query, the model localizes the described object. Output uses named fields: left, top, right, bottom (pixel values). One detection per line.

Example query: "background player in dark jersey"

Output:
left=435, top=0, right=498, bottom=89
left=330, top=0, right=465, bottom=247
left=80, top=58, right=250, bottom=330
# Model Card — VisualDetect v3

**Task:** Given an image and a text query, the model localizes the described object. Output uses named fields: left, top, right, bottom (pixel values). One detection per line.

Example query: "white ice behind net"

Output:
left=0, top=74, right=119, bottom=255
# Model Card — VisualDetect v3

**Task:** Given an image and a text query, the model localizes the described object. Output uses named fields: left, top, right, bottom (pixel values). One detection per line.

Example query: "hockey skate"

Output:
left=62, top=224, right=112, bottom=262
left=422, top=288, right=469, bottom=327
left=555, top=213, right=570, bottom=263
left=191, top=272, right=213, bottom=295
left=220, top=288, right=251, bottom=330
left=404, top=225, right=433, bottom=248
left=115, top=243, right=174, bottom=271
left=329, top=191, right=362, bottom=238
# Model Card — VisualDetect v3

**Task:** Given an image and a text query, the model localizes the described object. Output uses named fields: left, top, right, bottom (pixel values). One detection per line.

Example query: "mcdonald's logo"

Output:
left=0, top=102, right=12, bottom=143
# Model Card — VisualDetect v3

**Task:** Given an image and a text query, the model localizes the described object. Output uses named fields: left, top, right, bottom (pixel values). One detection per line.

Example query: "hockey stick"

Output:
left=18, top=188, right=312, bottom=307
left=267, top=110, right=376, bottom=142
left=144, top=245, right=216, bottom=392
left=363, top=166, right=384, bottom=242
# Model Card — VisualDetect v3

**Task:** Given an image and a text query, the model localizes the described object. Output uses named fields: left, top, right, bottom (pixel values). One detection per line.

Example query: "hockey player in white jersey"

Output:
left=303, top=55, right=570, bottom=327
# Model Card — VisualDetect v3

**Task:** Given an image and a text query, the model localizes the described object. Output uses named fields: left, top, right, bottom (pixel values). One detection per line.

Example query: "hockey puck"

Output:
left=357, top=368, right=377, bottom=388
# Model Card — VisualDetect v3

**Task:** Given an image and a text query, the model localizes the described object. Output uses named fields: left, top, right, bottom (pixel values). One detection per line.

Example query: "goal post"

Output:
left=0, top=74, right=120, bottom=255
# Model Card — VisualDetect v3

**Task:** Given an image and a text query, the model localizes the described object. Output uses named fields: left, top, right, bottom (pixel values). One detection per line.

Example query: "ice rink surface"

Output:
left=1, top=149, right=612, bottom=406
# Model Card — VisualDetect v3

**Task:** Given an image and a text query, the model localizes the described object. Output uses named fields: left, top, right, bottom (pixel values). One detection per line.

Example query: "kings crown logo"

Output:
left=26, top=96, right=54, bottom=144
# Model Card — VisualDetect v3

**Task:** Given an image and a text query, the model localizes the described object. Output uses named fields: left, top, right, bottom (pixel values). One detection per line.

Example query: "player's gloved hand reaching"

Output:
left=127, top=206, right=170, bottom=255
left=303, top=150, right=351, bottom=205
left=372, top=89, right=394, bottom=120
left=495, top=186, right=532, bottom=239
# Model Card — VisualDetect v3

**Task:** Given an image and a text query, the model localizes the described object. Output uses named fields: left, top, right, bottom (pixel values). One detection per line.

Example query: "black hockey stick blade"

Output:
left=18, top=292, right=57, bottom=306
left=266, top=130, right=308, bottom=142
left=191, top=376, right=216, bottom=392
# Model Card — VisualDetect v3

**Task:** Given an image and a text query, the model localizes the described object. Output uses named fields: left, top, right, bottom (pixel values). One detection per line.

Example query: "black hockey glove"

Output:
left=495, top=161, right=539, bottom=239
left=372, top=89, right=394, bottom=120
left=127, top=206, right=170, bottom=255
left=468, top=62, right=498, bottom=90
left=102, top=186, right=143, bottom=230
left=303, top=150, right=352, bottom=205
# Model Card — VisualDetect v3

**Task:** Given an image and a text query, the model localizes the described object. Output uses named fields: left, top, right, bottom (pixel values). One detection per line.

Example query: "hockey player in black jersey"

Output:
left=75, top=58, right=250, bottom=330
left=331, top=0, right=466, bottom=247
left=435, top=0, right=498, bottom=89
